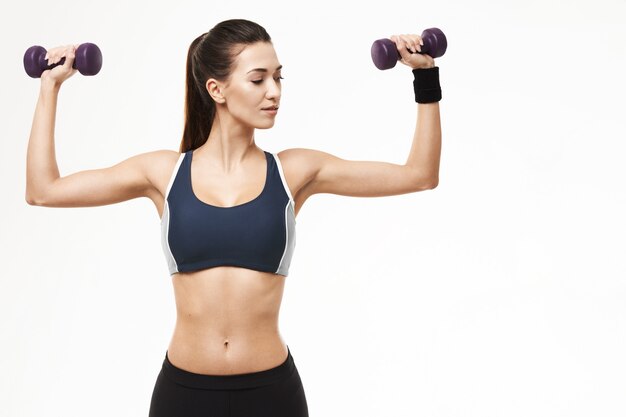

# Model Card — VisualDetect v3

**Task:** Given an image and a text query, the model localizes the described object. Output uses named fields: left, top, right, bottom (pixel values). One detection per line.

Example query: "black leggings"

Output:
left=148, top=345, right=309, bottom=417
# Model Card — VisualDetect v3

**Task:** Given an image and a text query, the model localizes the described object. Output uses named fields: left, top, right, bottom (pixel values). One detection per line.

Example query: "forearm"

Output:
left=26, top=81, right=62, bottom=201
left=405, top=101, right=441, bottom=185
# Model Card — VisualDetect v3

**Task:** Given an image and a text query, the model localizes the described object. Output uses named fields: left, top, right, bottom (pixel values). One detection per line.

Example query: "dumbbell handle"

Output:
left=23, top=43, right=102, bottom=78
left=371, top=28, right=447, bottom=70
left=32, top=56, right=77, bottom=75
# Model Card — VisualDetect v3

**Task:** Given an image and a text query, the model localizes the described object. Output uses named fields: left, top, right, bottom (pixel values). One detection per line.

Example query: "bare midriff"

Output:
left=166, top=264, right=289, bottom=376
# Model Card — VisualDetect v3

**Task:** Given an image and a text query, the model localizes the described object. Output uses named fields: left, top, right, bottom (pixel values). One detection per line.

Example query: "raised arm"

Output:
left=285, top=34, right=441, bottom=200
left=25, top=45, right=156, bottom=208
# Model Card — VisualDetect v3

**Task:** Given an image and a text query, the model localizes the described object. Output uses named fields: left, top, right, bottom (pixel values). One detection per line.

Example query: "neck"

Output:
left=196, top=112, right=261, bottom=172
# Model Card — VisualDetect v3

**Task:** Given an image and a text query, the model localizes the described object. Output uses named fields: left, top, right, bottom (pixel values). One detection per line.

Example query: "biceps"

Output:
left=310, top=151, right=435, bottom=197
left=37, top=155, right=152, bottom=208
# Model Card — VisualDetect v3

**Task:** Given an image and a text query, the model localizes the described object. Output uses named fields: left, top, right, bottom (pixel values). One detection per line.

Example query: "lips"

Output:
left=262, top=105, right=279, bottom=110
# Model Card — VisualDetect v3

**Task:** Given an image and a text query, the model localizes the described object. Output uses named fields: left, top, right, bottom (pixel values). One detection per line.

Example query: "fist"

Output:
left=389, top=34, right=435, bottom=70
left=41, top=44, right=80, bottom=86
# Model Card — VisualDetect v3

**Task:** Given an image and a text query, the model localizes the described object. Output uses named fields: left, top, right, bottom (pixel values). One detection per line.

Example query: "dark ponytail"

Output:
left=179, top=19, right=272, bottom=153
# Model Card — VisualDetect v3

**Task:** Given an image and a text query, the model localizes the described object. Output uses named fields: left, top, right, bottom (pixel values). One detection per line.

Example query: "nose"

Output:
left=266, top=79, right=281, bottom=100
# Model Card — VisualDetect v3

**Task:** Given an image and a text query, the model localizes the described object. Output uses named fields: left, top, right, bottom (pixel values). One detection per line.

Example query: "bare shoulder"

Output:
left=275, top=147, right=336, bottom=180
left=133, top=149, right=181, bottom=220
left=274, top=148, right=326, bottom=201
left=130, top=149, right=180, bottom=201
left=142, top=149, right=183, bottom=199
left=276, top=147, right=316, bottom=180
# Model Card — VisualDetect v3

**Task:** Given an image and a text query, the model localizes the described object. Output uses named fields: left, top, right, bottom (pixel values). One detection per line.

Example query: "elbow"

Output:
left=25, top=191, right=44, bottom=206
left=416, top=177, right=438, bottom=191
left=25, top=194, right=38, bottom=206
left=405, top=165, right=438, bottom=190
left=26, top=180, right=51, bottom=206
left=427, top=177, right=439, bottom=189
left=25, top=189, right=35, bottom=205
left=411, top=179, right=437, bottom=192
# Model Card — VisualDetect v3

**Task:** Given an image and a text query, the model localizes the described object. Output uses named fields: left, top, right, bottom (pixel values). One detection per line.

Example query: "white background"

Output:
left=2, top=0, right=625, bottom=416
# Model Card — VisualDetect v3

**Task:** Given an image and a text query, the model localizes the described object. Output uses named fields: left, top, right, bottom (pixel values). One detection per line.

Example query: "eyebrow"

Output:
left=247, top=65, right=283, bottom=74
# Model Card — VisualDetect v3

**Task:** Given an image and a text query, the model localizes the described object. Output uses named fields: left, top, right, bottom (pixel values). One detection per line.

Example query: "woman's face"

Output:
left=206, top=41, right=282, bottom=129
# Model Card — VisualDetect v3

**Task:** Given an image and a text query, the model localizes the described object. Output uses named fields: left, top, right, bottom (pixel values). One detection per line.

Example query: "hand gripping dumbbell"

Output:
left=23, top=43, right=103, bottom=78
left=371, top=28, right=447, bottom=70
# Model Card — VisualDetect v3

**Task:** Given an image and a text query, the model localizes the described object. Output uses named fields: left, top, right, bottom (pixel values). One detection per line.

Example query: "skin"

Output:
left=26, top=34, right=440, bottom=375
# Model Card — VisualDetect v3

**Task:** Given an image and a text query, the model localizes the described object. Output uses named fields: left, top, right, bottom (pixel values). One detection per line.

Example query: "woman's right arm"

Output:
left=25, top=45, right=156, bottom=208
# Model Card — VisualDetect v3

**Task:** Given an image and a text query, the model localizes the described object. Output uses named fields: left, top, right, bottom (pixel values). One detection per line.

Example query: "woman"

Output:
left=26, top=18, right=441, bottom=417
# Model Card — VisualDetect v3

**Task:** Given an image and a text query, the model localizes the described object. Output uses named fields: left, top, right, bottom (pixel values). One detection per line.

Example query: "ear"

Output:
left=206, top=78, right=225, bottom=104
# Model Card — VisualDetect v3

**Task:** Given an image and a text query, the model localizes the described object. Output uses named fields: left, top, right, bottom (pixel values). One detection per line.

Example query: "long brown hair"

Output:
left=179, top=19, right=272, bottom=153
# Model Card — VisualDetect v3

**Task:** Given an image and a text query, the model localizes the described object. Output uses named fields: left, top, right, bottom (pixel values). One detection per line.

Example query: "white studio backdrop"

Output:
left=1, top=0, right=625, bottom=416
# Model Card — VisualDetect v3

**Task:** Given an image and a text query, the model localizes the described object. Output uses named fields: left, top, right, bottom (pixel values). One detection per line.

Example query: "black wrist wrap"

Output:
left=412, top=66, right=442, bottom=103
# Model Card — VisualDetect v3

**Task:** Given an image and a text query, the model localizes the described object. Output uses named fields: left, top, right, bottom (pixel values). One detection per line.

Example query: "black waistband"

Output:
left=161, top=345, right=296, bottom=390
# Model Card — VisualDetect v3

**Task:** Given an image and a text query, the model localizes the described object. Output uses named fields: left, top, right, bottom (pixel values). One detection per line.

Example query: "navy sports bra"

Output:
left=160, top=149, right=296, bottom=276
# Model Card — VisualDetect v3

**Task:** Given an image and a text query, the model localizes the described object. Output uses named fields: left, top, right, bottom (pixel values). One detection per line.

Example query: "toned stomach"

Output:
left=166, top=265, right=289, bottom=375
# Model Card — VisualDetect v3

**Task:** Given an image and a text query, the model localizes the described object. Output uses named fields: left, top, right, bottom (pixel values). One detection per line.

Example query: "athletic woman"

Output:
left=26, top=18, right=441, bottom=417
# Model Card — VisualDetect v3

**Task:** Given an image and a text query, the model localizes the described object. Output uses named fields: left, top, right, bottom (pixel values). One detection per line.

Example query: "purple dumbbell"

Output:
left=23, top=43, right=103, bottom=78
left=371, top=28, right=447, bottom=70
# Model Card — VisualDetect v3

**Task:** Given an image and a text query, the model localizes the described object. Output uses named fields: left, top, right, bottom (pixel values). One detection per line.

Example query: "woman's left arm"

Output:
left=292, top=33, right=441, bottom=198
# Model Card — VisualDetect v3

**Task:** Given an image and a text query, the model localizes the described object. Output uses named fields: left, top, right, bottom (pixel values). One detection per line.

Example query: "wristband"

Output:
left=413, top=66, right=441, bottom=103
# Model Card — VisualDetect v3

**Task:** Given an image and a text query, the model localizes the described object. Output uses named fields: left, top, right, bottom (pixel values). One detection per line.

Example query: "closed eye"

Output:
left=252, top=76, right=284, bottom=84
